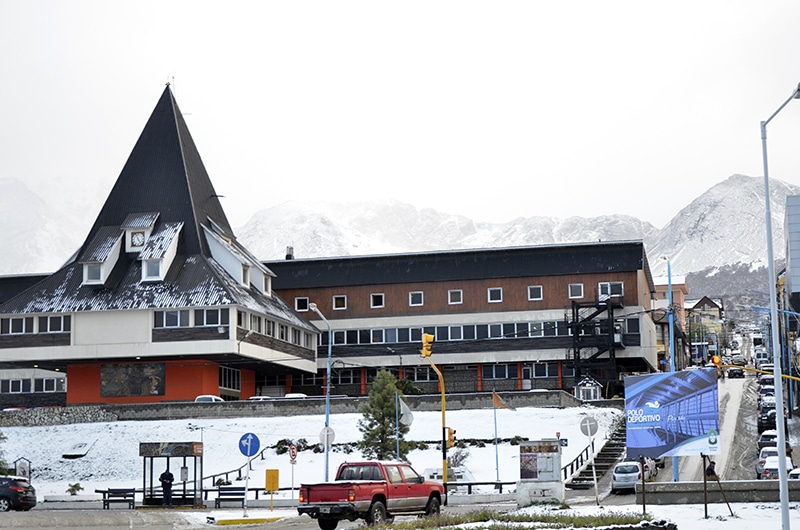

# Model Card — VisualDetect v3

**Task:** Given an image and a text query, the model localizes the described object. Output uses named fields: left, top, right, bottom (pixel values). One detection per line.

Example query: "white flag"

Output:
left=399, top=396, right=414, bottom=426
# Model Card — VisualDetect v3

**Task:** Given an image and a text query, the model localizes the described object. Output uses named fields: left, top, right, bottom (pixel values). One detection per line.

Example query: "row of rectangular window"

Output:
left=318, top=317, right=640, bottom=346
left=0, top=315, right=72, bottom=335
left=294, top=282, right=624, bottom=312
left=0, top=378, right=66, bottom=393
left=293, top=362, right=572, bottom=386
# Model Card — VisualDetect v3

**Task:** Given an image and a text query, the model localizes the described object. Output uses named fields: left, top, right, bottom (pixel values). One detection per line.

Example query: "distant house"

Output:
left=684, top=296, right=725, bottom=364
left=652, top=275, right=690, bottom=371
left=0, top=86, right=318, bottom=406
left=266, top=241, right=659, bottom=398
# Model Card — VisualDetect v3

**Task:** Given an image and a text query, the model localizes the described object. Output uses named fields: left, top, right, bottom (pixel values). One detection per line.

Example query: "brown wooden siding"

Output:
left=281, top=271, right=642, bottom=320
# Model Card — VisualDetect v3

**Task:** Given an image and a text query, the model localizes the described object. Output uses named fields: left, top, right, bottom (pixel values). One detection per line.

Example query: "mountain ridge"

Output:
left=3, top=174, right=799, bottom=302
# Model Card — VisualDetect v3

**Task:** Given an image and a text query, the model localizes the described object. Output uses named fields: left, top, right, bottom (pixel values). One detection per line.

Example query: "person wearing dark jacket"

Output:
left=705, top=460, right=719, bottom=480
left=159, top=468, right=174, bottom=506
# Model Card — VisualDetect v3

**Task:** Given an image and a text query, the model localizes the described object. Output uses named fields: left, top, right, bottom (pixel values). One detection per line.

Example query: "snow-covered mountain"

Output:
left=3, top=174, right=800, bottom=301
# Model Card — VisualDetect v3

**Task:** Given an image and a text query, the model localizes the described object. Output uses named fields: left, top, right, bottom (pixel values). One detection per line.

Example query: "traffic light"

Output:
left=421, top=333, right=435, bottom=357
left=712, top=355, right=721, bottom=367
left=447, top=427, right=456, bottom=448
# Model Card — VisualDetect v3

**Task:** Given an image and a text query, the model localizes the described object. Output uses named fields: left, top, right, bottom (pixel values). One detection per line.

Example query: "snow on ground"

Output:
left=4, top=400, right=800, bottom=528
left=0, top=404, right=621, bottom=497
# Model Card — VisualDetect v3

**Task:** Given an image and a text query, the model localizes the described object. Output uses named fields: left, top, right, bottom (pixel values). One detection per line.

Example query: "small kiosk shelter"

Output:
left=140, top=442, right=203, bottom=507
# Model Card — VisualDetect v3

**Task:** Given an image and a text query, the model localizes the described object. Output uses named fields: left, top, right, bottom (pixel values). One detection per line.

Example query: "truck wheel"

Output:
left=425, top=496, right=440, bottom=516
left=317, top=518, right=338, bottom=530
left=366, top=500, right=388, bottom=525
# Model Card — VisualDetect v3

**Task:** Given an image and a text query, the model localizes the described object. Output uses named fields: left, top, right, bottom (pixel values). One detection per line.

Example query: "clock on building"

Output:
left=130, top=231, right=146, bottom=247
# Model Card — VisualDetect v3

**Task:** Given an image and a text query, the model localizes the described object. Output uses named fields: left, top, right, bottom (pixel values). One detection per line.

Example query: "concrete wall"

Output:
left=636, top=479, right=800, bottom=504
left=0, top=390, right=590, bottom=427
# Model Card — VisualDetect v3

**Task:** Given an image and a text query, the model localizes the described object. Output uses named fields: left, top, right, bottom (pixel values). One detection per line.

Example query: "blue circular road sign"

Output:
left=239, top=432, right=261, bottom=457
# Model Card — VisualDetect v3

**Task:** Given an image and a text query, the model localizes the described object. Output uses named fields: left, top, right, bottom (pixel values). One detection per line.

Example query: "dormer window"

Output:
left=80, top=227, right=122, bottom=286
left=85, top=264, right=102, bottom=283
left=138, top=222, right=182, bottom=283
left=144, top=260, right=161, bottom=280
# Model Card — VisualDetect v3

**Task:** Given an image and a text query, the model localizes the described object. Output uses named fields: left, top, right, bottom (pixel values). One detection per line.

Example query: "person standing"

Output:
left=705, top=460, right=719, bottom=481
left=159, top=467, right=174, bottom=506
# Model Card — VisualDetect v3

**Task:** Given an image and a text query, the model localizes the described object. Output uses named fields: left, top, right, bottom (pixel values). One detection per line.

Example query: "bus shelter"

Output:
left=139, top=441, right=203, bottom=506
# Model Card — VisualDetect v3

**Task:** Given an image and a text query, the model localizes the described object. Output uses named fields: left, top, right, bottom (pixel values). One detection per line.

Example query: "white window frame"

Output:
left=488, top=287, right=503, bottom=303
left=528, top=285, right=543, bottom=301
left=569, top=283, right=584, bottom=299
left=144, top=260, right=161, bottom=280
left=333, top=295, right=347, bottom=310
left=85, top=263, right=102, bottom=283
left=295, top=297, right=309, bottom=312
left=371, top=329, right=385, bottom=343
left=448, top=290, right=463, bottom=305
left=371, top=293, right=385, bottom=309
left=599, top=281, right=624, bottom=299
left=154, top=309, right=190, bottom=328
left=409, top=291, right=424, bottom=307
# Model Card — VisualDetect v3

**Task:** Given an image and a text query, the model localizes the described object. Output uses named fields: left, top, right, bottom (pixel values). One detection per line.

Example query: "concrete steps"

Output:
left=565, top=420, right=626, bottom=490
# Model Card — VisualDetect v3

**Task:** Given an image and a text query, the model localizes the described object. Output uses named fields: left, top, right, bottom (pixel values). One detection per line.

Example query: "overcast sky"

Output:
left=4, top=1, right=800, bottom=230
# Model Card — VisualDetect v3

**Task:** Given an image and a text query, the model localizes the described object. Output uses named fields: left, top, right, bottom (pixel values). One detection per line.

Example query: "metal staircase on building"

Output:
left=565, top=419, right=627, bottom=490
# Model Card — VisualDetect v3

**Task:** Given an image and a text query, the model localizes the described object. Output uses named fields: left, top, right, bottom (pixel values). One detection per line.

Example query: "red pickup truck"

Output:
left=297, top=460, right=444, bottom=530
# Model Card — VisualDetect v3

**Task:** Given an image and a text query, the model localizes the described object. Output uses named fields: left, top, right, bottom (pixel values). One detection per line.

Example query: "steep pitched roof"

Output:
left=0, top=86, right=313, bottom=333
left=76, top=84, right=232, bottom=261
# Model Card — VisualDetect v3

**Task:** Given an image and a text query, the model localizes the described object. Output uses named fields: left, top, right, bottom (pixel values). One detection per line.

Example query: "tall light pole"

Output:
left=760, top=83, right=800, bottom=530
left=309, top=303, right=333, bottom=481
left=659, top=255, right=679, bottom=482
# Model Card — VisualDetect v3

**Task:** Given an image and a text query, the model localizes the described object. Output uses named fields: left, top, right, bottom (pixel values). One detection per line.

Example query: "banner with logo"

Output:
left=624, top=368, right=720, bottom=458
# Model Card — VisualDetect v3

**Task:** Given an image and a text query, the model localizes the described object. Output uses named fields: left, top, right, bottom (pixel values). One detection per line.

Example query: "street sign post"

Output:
left=579, top=417, right=600, bottom=505
left=238, top=432, right=261, bottom=517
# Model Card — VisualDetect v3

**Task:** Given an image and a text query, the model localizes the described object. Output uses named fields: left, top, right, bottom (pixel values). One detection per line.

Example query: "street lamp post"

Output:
left=759, top=83, right=800, bottom=530
left=660, top=255, right=679, bottom=482
left=309, top=303, right=333, bottom=482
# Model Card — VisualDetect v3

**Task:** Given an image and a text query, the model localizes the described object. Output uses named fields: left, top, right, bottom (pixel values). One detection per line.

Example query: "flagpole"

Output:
left=493, top=394, right=500, bottom=482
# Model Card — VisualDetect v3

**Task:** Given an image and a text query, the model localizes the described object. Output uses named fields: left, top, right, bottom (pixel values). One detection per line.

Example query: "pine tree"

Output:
left=357, top=370, right=410, bottom=460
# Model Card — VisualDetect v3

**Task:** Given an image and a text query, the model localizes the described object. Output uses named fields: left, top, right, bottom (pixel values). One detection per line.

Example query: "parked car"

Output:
left=758, top=375, right=774, bottom=389
left=611, top=461, right=642, bottom=493
left=759, top=363, right=775, bottom=373
left=728, top=367, right=745, bottom=378
left=0, top=475, right=36, bottom=511
left=789, top=468, right=800, bottom=480
left=194, top=395, right=224, bottom=403
left=246, top=396, right=272, bottom=401
left=761, top=456, right=795, bottom=480
left=756, top=446, right=780, bottom=478
left=758, top=430, right=779, bottom=452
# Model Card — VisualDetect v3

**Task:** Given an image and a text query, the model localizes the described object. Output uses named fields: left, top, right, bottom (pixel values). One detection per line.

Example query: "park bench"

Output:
left=214, top=486, right=246, bottom=508
left=95, top=488, right=136, bottom=509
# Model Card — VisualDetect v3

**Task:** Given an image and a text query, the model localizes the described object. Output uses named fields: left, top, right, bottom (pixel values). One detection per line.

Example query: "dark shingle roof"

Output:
left=266, top=240, right=654, bottom=291
left=74, top=85, right=232, bottom=262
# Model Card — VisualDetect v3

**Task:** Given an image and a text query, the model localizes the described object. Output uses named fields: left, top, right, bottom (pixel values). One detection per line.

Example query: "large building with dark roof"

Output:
left=265, top=241, right=659, bottom=398
left=0, top=86, right=319, bottom=405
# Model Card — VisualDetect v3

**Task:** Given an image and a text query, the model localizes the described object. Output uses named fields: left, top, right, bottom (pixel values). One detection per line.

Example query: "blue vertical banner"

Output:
left=625, top=368, right=720, bottom=458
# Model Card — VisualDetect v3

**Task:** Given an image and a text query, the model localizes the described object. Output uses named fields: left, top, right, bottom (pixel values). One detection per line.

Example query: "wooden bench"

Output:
left=96, top=488, right=136, bottom=509
left=214, top=486, right=246, bottom=508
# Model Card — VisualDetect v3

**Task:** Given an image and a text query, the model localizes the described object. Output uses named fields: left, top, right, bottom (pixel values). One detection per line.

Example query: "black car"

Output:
left=0, top=476, right=36, bottom=511
left=728, top=367, right=745, bottom=378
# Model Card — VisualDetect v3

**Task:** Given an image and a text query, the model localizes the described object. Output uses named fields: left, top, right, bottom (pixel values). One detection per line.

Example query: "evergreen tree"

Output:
left=358, top=370, right=410, bottom=460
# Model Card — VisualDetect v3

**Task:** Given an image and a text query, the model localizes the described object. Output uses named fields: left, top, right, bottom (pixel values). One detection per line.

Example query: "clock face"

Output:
left=131, top=231, right=145, bottom=247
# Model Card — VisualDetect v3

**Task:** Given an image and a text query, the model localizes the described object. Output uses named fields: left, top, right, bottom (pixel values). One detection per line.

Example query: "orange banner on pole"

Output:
left=492, top=391, right=516, bottom=411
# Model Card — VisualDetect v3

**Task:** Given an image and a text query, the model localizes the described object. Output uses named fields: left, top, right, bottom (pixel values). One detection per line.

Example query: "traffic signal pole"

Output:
left=425, top=357, right=447, bottom=504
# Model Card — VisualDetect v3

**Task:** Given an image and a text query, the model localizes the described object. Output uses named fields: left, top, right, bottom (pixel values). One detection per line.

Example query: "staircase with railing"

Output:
left=565, top=418, right=626, bottom=490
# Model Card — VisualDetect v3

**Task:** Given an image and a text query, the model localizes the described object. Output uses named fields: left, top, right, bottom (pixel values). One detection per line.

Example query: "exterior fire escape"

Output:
left=568, top=295, right=626, bottom=397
